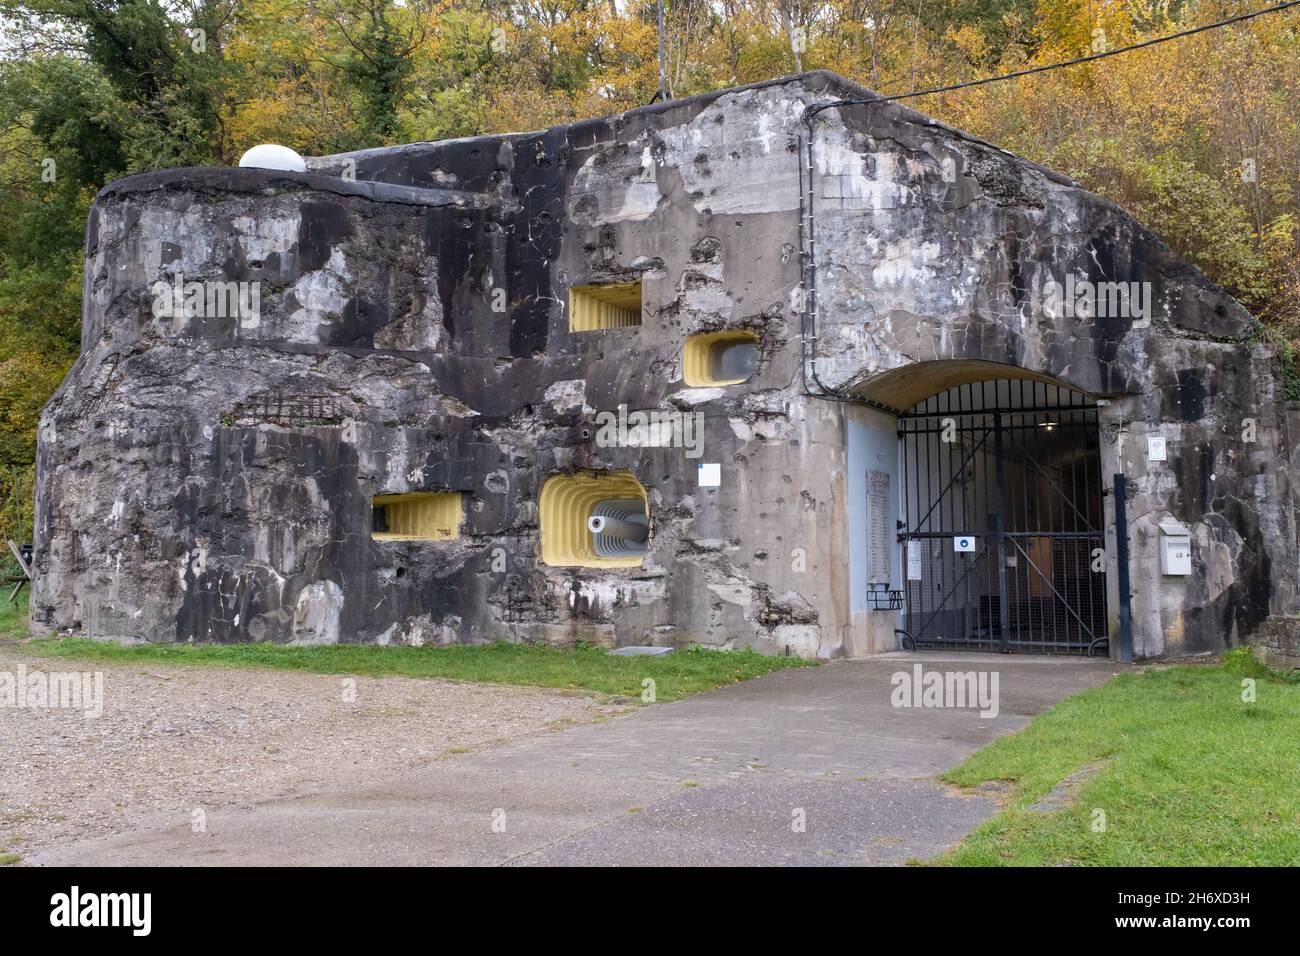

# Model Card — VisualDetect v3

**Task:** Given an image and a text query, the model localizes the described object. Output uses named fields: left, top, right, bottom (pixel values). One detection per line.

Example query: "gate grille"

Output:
left=898, top=380, right=1107, bottom=653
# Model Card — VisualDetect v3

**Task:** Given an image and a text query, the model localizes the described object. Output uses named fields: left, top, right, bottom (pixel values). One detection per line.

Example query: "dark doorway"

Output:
left=898, top=379, right=1108, bottom=653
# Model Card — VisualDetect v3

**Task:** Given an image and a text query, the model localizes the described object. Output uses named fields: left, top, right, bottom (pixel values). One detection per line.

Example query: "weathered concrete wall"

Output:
left=805, top=90, right=1296, bottom=658
left=1249, top=616, right=1300, bottom=671
left=34, top=76, right=850, bottom=653
left=32, top=71, right=1296, bottom=658
left=844, top=406, right=901, bottom=655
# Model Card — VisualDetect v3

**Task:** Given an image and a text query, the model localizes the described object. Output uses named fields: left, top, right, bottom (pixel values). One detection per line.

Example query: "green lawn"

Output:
left=6, top=589, right=812, bottom=702
left=938, top=649, right=1300, bottom=866
left=19, top=634, right=813, bottom=703
left=0, top=590, right=27, bottom=640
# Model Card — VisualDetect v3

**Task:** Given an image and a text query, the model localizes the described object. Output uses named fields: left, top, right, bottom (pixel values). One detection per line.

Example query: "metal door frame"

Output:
left=897, top=380, right=1108, bottom=654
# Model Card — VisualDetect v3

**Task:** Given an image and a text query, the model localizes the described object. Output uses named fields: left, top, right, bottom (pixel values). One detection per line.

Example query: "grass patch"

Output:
left=20, top=637, right=813, bottom=704
left=938, top=648, right=1300, bottom=866
left=0, top=852, right=20, bottom=866
left=0, top=591, right=28, bottom=640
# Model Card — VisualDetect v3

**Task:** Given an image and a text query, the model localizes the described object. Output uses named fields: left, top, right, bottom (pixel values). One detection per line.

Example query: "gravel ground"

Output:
left=0, top=643, right=626, bottom=860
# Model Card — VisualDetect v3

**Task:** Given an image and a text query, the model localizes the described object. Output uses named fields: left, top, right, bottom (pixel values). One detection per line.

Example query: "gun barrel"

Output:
left=587, top=514, right=648, bottom=543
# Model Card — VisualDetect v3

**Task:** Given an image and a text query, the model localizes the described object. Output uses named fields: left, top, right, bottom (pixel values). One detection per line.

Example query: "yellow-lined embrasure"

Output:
left=568, top=282, right=643, bottom=331
left=683, top=330, right=759, bottom=386
left=372, top=492, right=463, bottom=541
left=539, top=471, right=649, bottom=567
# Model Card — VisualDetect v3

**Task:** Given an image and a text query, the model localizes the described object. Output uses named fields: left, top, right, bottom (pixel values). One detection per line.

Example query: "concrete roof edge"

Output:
left=95, top=166, right=485, bottom=208
left=306, top=70, right=1081, bottom=191
left=308, top=71, right=871, bottom=165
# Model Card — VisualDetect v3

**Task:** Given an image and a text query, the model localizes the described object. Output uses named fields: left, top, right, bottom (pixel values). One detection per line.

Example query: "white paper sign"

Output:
left=907, top=540, right=922, bottom=581
left=954, top=535, right=977, bottom=553
left=1148, top=435, right=1167, bottom=461
left=697, top=462, right=721, bottom=487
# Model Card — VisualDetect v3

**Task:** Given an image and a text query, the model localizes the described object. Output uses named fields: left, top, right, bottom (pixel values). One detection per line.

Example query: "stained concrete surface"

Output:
left=37, top=74, right=1291, bottom=663
left=27, top=654, right=1123, bottom=867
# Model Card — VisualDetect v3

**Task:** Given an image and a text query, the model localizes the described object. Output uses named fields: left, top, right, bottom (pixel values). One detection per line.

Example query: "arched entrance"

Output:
left=894, top=377, right=1108, bottom=653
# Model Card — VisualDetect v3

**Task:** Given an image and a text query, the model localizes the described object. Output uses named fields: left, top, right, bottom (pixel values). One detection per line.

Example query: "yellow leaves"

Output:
left=920, top=5, right=1297, bottom=329
left=948, top=25, right=991, bottom=64
left=1262, top=214, right=1297, bottom=253
left=224, top=81, right=320, bottom=155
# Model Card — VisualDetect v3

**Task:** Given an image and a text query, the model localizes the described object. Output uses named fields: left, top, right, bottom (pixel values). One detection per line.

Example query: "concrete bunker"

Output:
left=29, top=71, right=1297, bottom=659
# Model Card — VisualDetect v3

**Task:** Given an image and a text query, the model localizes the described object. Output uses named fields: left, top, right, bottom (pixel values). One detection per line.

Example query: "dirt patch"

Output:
left=0, top=645, right=625, bottom=860
left=1027, top=761, right=1108, bottom=813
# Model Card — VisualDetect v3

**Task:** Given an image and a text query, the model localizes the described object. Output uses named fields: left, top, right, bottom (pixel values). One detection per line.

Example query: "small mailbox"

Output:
left=1159, top=519, right=1192, bottom=576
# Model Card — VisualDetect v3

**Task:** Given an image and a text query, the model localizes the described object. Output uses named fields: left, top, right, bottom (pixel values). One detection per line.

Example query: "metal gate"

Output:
left=898, top=380, right=1108, bottom=654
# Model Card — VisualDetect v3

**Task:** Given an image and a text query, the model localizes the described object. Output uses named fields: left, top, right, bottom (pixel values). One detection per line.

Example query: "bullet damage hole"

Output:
left=569, top=281, right=643, bottom=331
left=372, top=492, right=463, bottom=541
left=683, top=331, right=759, bottom=386
left=540, top=471, right=649, bottom=568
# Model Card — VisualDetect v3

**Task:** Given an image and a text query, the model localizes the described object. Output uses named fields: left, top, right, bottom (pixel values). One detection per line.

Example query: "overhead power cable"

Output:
left=794, top=0, right=1298, bottom=407
left=807, top=0, right=1299, bottom=117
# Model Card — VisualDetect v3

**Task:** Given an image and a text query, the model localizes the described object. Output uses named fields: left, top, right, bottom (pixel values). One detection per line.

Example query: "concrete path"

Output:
left=28, top=653, right=1122, bottom=866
